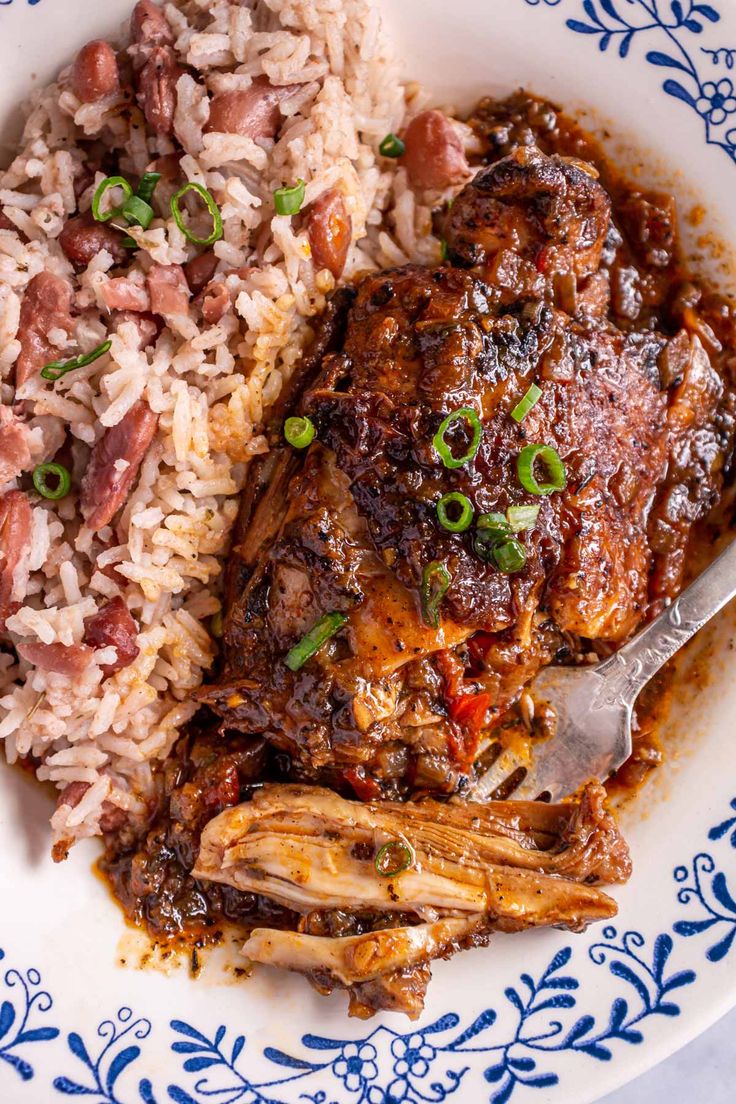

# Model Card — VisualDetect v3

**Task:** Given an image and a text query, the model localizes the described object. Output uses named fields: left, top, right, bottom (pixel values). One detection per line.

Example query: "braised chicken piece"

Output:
left=194, top=783, right=629, bottom=1017
left=201, top=139, right=729, bottom=799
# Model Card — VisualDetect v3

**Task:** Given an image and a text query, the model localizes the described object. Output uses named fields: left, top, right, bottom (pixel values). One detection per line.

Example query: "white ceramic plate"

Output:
left=2, top=2, right=736, bottom=1102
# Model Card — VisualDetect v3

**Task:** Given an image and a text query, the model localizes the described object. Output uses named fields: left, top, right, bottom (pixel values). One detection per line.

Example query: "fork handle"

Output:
left=595, top=537, right=736, bottom=707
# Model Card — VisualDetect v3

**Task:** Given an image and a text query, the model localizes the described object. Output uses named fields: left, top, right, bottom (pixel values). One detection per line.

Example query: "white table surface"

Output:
left=601, top=1005, right=736, bottom=1102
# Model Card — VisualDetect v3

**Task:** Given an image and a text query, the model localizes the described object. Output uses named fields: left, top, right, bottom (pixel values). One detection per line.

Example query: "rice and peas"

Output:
left=0, top=0, right=475, bottom=854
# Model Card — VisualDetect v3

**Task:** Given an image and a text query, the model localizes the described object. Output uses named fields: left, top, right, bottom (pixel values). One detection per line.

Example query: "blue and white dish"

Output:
left=2, top=2, right=736, bottom=1101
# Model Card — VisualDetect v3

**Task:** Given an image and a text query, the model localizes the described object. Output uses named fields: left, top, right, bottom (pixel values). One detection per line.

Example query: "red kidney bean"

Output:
left=71, top=40, right=120, bottom=104
left=306, top=189, right=352, bottom=278
left=80, top=400, right=159, bottom=532
left=15, top=272, right=74, bottom=388
left=399, top=109, right=470, bottom=191
left=137, top=46, right=182, bottom=136
left=83, top=596, right=140, bottom=677
left=205, top=78, right=297, bottom=139
left=59, top=213, right=129, bottom=269
left=131, top=0, right=174, bottom=47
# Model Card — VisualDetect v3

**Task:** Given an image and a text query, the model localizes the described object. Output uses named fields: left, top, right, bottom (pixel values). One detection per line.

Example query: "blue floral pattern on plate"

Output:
left=1, top=0, right=736, bottom=1100
left=0, top=790, right=731, bottom=1103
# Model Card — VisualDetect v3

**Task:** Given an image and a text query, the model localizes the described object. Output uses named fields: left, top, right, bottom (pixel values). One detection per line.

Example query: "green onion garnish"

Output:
left=477, top=512, right=511, bottom=539
left=273, top=179, right=306, bottom=217
left=433, top=408, right=482, bottom=470
left=284, top=415, right=315, bottom=450
left=92, top=176, right=133, bottom=223
left=510, top=382, right=542, bottom=423
left=517, top=444, right=567, bottom=496
left=171, top=182, right=223, bottom=246
left=41, top=340, right=112, bottom=382
left=374, top=839, right=414, bottom=878
left=437, top=492, right=473, bottom=533
left=136, top=171, right=161, bottom=205
left=493, top=538, right=527, bottom=574
left=285, top=611, right=347, bottom=672
left=421, top=561, right=451, bottom=629
left=379, top=133, right=405, bottom=158
left=32, top=462, right=71, bottom=501
left=440, top=238, right=448, bottom=262
left=507, top=504, right=540, bottom=532
left=121, top=195, right=155, bottom=230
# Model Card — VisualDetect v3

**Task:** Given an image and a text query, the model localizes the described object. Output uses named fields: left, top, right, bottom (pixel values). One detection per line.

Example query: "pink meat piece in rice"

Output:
left=147, top=264, right=190, bottom=316
left=81, top=400, right=159, bottom=531
left=17, top=641, right=94, bottom=675
left=102, top=278, right=151, bottom=313
left=0, top=407, right=32, bottom=484
left=0, top=490, right=32, bottom=630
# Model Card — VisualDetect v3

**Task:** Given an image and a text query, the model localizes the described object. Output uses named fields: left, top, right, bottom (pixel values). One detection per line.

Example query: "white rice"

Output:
left=0, top=0, right=454, bottom=854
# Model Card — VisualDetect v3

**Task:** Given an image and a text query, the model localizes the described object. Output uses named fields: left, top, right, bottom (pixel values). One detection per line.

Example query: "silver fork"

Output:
left=470, top=537, right=736, bottom=803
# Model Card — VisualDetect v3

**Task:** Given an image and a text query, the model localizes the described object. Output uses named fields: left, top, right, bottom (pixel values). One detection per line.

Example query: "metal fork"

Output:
left=470, top=537, right=736, bottom=803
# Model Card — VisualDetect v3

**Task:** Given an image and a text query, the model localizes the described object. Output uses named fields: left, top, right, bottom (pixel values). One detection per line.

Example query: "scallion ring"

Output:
left=437, top=492, right=473, bottom=533
left=379, top=133, right=405, bottom=158
left=170, top=181, right=223, bottom=246
left=285, top=611, right=347, bottom=672
left=374, top=839, right=414, bottom=878
left=440, top=238, right=449, bottom=262
left=493, top=538, right=527, bottom=574
left=517, top=444, right=567, bottom=496
left=92, top=176, right=133, bottom=223
left=41, top=340, right=112, bottom=383
left=32, top=462, right=71, bottom=501
left=477, top=512, right=511, bottom=539
left=433, top=407, right=482, bottom=470
left=507, top=504, right=540, bottom=532
left=121, top=195, right=155, bottom=230
left=511, top=382, right=542, bottom=423
left=421, top=561, right=451, bottom=629
left=273, top=179, right=306, bottom=217
left=284, top=415, right=315, bottom=450
left=136, top=171, right=161, bottom=205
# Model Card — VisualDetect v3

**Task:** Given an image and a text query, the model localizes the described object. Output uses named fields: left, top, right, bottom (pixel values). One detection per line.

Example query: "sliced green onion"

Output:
left=511, top=382, right=543, bottom=423
left=379, top=133, right=405, bottom=158
left=421, top=561, right=451, bottom=629
left=493, top=538, right=527, bottom=574
left=121, top=235, right=137, bottom=249
left=32, top=462, right=71, bottom=501
left=92, top=176, right=133, bottom=223
left=284, top=415, right=315, bottom=450
left=285, top=611, right=347, bottom=672
left=477, top=512, right=511, bottom=539
left=121, top=195, right=154, bottom=230
left=171, top=182, right=223, bottom=246
left=440, top=238, right=449, bottom=262
left=507, top=504, right=541, bottom=532
left=273, top=179, right=306, bottom=217
left=437, top=492, right=473, bottom=533
left=136, top=171, right=161, bottom=205
left=375, top=839, right=414, bottom=878
left=41, top=340, right=112, bottom=382
left=517, top=444, right=567, bottom=496
left=433, top=408, right=482, bottom=470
